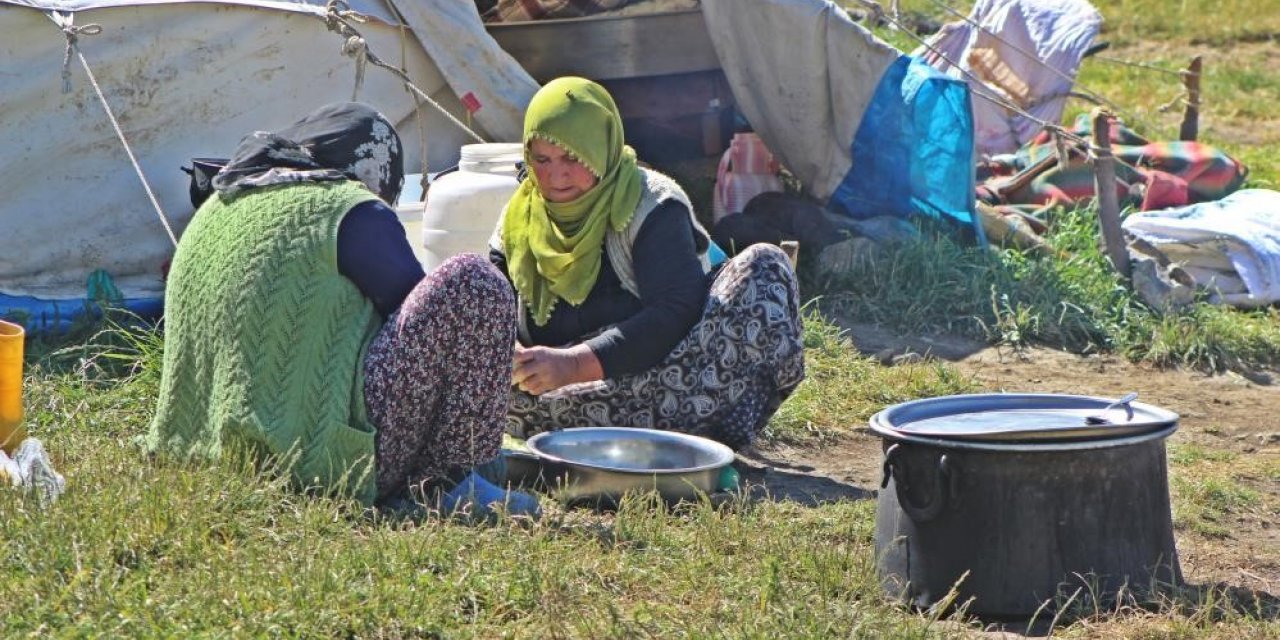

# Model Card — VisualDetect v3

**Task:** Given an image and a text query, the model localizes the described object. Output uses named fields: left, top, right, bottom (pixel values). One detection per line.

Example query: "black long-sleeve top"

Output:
left=490, top=199, right=710, bottom=378
left=336, top=200, right=424, bottom=318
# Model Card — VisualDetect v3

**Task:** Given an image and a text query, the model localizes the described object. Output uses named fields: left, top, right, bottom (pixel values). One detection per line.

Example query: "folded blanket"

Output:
left=1123, top=189, right=1280, bottom=307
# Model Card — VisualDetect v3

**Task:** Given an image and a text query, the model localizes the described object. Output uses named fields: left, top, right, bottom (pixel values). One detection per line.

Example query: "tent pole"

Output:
left=1091, top=109, right=1130, bottom=279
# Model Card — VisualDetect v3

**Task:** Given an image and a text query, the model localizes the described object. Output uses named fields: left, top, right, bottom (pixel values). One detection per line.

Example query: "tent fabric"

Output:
left=0, top=0, right=492, bottom=328
left=388, top=0, right=538, bottom=144
left=4, top=0, right=336, bottom=15
left=701, top=0, right=977, bottom=229
left=917, top=0, right=1102, bottom=157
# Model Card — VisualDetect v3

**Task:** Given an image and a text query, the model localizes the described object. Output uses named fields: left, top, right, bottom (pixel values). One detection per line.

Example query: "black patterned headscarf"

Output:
left=212, top=102, right=404, bottom=204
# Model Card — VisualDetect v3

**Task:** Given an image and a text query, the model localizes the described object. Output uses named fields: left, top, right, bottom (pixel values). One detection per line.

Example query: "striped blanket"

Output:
left=978, top=113, right=1248, bottom=214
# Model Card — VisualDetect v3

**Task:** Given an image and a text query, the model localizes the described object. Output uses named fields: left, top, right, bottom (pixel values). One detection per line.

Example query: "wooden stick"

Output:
left=1091, top=109, right=1130, bottom=278
left=779, top=240, right=800, bottom=270
left=1179, top=56, right=1202, bottom=141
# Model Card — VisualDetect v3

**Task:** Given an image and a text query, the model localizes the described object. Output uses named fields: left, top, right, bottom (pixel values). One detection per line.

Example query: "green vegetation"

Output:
left=812, top=210, right=1280, bottom=372
left=836, top=0, right=1280, bottom=374
left=1168, top=443, right=1276, bottom=539
left=769, top=310, right=975, bottom=443
left=4, top=320, right=967, bottom=638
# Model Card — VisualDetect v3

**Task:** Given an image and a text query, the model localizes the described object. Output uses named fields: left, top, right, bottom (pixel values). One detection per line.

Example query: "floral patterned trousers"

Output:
left=363, top=255, right=516, bottom=501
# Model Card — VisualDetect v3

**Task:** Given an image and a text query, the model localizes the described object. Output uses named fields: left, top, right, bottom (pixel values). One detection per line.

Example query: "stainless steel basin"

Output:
left=525, top=427, right=734, bottom=504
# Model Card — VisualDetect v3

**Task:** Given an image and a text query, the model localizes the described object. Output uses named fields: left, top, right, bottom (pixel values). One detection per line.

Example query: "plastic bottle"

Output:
left=0, top=319, right=26, bottom=455
left=419, top=143, right=523, bottom=271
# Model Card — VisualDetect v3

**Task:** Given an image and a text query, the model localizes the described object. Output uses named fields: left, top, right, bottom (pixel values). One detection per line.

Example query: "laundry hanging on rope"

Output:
left=701, top=0, right=980, bottom=238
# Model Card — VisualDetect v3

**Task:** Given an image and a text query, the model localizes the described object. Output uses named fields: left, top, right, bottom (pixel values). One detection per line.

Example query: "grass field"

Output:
left=3, top=1, right=1279, bottom=637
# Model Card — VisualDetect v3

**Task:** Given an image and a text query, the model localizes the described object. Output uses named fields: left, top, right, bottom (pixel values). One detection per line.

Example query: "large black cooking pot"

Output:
left=870, top=393, right=1182, bottom=618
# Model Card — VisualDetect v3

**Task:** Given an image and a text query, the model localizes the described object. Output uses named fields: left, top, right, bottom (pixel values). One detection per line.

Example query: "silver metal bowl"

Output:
left=525, top=427, right=735, bottom=504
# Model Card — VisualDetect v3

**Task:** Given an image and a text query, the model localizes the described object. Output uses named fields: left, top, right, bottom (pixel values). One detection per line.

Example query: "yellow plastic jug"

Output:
left=0, top=320, right=26, bottom=454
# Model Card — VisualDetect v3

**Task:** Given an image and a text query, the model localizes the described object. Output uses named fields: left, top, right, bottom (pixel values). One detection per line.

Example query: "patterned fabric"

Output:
left=364, top=255, right=517, bottom=501
left=148, top=181, right=383, bottom=505
left=977, top=113, right=1248, bottom=214
left=505, top=244, right=805, bottom=450
left=712, top=132, right=784, bottom=223
left=213, top=102, right=404, bottom=205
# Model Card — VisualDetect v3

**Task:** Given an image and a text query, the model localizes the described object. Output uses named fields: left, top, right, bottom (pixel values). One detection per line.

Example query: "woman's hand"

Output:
left=512, top=343, right=604, bottom=395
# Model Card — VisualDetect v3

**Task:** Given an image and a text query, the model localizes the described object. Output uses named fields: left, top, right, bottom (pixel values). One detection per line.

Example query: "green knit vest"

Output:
left=148, top=181, right=383, bottom=505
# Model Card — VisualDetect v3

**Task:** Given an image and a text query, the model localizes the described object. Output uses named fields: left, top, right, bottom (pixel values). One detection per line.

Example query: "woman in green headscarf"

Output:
left=490, top=77, right=805, bottom=450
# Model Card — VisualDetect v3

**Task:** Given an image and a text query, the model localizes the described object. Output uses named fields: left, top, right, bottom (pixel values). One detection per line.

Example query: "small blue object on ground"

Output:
left=442, top=470, right=541, bottom=519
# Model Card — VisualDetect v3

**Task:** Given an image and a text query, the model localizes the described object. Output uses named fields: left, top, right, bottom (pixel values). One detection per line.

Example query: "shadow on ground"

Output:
left=734, top=449, right=876, bottom=505
left=817, top=302, right=991, bottom=364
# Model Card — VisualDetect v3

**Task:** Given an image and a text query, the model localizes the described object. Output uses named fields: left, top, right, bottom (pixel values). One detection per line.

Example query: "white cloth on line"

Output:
left=916, top=0, right=1102, bottom=156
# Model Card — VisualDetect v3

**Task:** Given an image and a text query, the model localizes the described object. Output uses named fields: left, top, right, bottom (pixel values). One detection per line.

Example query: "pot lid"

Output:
left=869, top=393, right=1179, bottom=444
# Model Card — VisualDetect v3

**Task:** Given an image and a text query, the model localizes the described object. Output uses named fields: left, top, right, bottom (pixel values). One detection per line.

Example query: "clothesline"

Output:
left=927, top=0, right=1122, bottom=115
left=861, top=0, right=1196, bottom=151
left=855, top=0, right=1095, bottom=151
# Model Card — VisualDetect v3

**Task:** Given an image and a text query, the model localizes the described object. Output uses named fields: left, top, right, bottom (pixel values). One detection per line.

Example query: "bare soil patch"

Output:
left=741, top=320, right=1280, bottom=613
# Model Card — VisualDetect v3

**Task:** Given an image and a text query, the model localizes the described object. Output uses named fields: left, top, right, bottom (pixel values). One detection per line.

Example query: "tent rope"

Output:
left=386, top=12, right=430, bottom=183
left=862, top=0, right=1200, bottom=155
left=855, top=2, right=1092, bottom=150
left=56, top=18, right=100, bottom=92
left=1093, top=54, right=1192, bottom=78
left=322, top=0, right=486, bottom=144
left=927, top=0, right=1123, bottom=116
left=341, top=35, right=369, bottom=102
left=48, top=11, right=179, bottom=249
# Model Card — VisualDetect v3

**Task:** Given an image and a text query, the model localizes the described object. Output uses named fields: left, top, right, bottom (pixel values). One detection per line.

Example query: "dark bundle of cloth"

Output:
left=481, top=0, right=633, bottom=22
left=710, top=192, right=847, bottom=256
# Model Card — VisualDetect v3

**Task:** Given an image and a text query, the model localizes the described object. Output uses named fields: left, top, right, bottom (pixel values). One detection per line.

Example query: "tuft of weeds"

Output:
left=765, top=309, right=976, bottom=445
left=808, top=205, right=1280, bottom=374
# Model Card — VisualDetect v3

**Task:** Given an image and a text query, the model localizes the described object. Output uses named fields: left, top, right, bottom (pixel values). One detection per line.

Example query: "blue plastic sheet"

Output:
left=832, top=56, right=981, bottom=240
left=0, top=295, right=163, bottom=334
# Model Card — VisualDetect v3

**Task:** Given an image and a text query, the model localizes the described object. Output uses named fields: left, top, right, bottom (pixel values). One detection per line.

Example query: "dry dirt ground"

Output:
left=738, top=320, right=1280, bottom=625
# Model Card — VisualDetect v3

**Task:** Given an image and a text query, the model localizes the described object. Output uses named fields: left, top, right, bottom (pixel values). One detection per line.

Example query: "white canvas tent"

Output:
left=0, top=0, right=537, bottom=330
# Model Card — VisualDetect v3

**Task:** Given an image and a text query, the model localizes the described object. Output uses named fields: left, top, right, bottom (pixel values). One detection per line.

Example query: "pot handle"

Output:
left=881, top=444, right=957, bottom=523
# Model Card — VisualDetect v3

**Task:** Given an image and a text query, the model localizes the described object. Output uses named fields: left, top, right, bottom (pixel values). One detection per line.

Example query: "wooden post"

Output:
left=779, top=240, right=800, bottom=270
left=1091, top=109, right=1130, bottom=279
left=1179, top=56, right=1202, bottom=141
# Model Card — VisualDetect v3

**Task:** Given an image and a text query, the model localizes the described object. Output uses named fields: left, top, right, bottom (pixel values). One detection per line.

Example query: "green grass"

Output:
left=5, top=316, right=1276, bottom=636
left=767, top=310, right=976, bottom=444
left=822, top=1, right=1280, bottom=375
left=1168, top=443, right=1277, bottom=540
left=809, top=205, right=1280, bottom=374
left=4, top=322, right=971, bottom=637
left=1172, top=475, right=1263, bottom=539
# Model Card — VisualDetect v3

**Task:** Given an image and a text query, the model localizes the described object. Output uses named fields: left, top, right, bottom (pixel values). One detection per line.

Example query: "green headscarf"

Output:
left=502, top=76, right=643, bottom=326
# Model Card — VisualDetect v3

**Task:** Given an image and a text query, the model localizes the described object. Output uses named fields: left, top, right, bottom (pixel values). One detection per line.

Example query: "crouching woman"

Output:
left=492, top=77, right=806, bottom=450
left=148, top=102, right=537, bottom=517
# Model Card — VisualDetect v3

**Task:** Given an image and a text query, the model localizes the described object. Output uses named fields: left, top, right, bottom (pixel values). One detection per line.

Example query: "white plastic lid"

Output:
left=459, top=142, right=523, bottom=163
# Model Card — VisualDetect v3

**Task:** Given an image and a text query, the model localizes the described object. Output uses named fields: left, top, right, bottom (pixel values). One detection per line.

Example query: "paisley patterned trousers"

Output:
left=506, top=244, right=806, bottom=450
